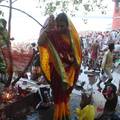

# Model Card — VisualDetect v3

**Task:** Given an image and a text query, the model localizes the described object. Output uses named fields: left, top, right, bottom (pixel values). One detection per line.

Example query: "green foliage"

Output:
left=61, top=1, right=69, bottom=12
left=45, top=2, right=56, bottom=15
left=56, top=1, right=61, bottom=5
left=0, top=18, right=8, bottom=45
left=0, top=56, right=6, bottom=73
left=73, top=0, right=82, bottom=5
left=0, top=19, right=8, bottom=46
left=38, top=0, right=109, bottom=16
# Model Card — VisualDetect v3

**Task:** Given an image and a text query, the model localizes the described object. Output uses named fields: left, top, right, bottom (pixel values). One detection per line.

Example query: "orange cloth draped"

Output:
left=38, top=17, right=82, bottom=120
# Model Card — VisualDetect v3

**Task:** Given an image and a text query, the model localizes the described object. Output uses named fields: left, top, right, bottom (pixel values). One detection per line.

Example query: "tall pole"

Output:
left=6, top=0, right=13, bottom=87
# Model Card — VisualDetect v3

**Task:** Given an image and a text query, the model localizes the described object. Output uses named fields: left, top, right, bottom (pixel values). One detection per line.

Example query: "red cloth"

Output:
left=47, top=30, right=80, bottom=104
left=2, top=48, right=33, bottom=71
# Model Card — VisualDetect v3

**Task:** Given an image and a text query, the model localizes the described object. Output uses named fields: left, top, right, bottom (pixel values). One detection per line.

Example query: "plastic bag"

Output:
left=92, top=91, right=106, bottom=119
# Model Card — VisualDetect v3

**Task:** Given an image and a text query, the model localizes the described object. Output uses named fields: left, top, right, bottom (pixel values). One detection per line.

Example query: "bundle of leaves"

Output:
left=0, top=56, right=6, bottom=73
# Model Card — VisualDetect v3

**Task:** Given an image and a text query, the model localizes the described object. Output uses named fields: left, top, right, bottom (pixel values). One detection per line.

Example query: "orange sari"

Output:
left=38, top=18, right=82, bottom=120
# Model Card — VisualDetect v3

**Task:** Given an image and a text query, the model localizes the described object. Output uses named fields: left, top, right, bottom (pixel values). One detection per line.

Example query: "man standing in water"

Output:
left=38, top=13, right=82, bottom=120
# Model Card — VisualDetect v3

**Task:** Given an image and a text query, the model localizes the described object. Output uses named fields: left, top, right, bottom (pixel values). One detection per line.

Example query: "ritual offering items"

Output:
left=0, top=77, right=54, bottom=119
left=0, top=84, right=40, bottom=119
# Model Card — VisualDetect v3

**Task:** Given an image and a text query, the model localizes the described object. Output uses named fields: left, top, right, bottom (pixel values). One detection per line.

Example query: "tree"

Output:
left=0, top=0, right=42, bottom=87
left=38, top=0, right=112, bottom=17
left=0, top=0, right=13, bottom=87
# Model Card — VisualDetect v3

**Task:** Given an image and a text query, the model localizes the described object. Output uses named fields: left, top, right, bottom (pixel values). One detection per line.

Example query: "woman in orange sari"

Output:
left=38, top=13, right=82, bottom=120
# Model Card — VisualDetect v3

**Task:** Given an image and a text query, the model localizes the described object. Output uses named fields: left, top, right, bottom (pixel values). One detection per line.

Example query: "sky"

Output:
left=0, top=0, right=115, bottom=42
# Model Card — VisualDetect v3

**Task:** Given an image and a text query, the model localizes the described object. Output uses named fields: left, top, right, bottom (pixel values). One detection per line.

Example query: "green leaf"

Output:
left=74, top=0, right=82, bottom=4
left=0, top=57, right=6, bottom=73
left=56, top=1, right=60, bottom=6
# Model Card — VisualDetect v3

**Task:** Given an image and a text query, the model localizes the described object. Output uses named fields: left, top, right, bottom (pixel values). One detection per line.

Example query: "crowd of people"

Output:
left=74, top=29, right=120, bottom=120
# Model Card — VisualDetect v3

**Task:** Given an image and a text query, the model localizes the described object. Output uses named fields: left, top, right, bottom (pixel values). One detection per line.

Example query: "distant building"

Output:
left=112, top=0, right=120, bottom=29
